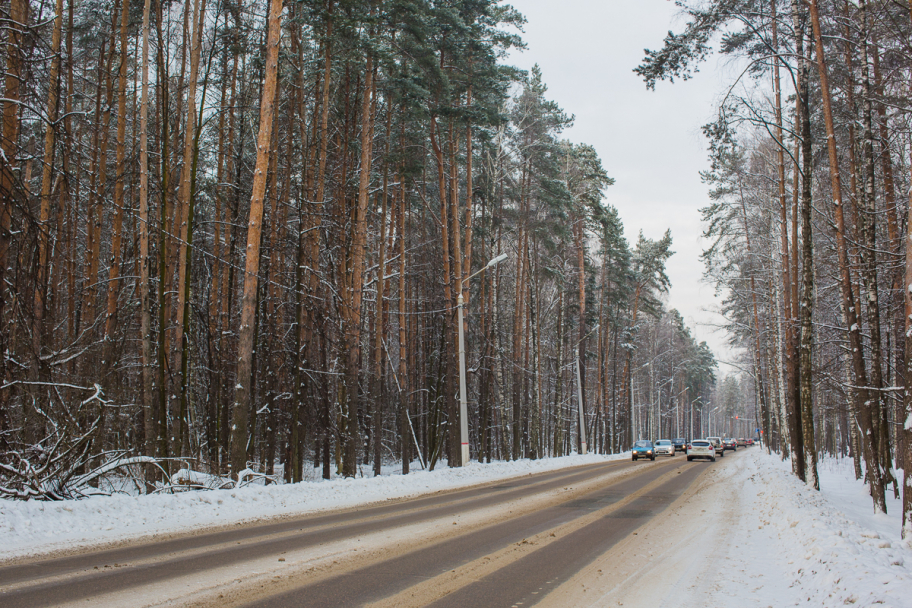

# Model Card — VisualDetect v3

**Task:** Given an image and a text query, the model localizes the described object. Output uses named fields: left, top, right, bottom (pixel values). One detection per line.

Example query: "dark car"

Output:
left=707, top=437, right=725, bottom=456
left=672, top=438, right=687, bottom=452
left=631, top=440, right=655, bottom=461
left=723, top=438, right=737, bottom=451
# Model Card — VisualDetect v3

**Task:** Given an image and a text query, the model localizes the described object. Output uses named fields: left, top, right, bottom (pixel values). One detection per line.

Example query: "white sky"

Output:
left=508, top=0, right=737, bottom=373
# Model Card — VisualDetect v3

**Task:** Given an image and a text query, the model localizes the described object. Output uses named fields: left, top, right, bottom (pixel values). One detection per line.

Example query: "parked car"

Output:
left=686, top=439, right=715, bottom=462
left=631, top=440, right=655, bottom=461
left=654, top=439, right=675, bottom=457
left=706, top=436, right=725, bottom=457
left=672, top=438, right=687, bottom=452
left=723, top=438, right=737, bottom=451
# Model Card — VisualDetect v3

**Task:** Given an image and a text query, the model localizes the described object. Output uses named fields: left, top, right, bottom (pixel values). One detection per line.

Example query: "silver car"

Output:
left=687, top=439, right=715, bottom=462
left=706, top=436, right=725, bottom=457
left=654, top=439, right=675, bottom=457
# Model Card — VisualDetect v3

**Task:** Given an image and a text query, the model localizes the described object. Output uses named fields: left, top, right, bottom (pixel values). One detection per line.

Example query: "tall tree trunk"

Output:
left=34, top=0, right=65, bottom=381
left=101, top=0, right=131, bottom=367
left=0, top=0, right=28, bottom=448
left=312, top=1, right=333, bottom=480
left=138, top=0, right=156, bottom=488
left=448, top=120, right=464, bottom=466
left=429, top=112, right=455, bottom=462
left=772, top=0, right=793, bottom=456
left=462, top=87, right=475, bottom=295
left=873, top=42, right=904, bottom=494
left=230, top=0, right=283, bottom=481
left=155, top=0, right=172, bottom=467
left=207, top=49, right=233, bottom=469
left=172, top=0, right=207, bottom=458
left=785, top=0, right=808, bottom=481
left=372, top=110, right=392, bottom=476
left=797, top=49, right=818, bottom=490
left=217, top=52, right=241, bottom=472
left=810, top=0, right=884, bottom=504
left=86, top=22, right=117, bottom=336
left=857, top=3, right=896, bottom=498
left=398, top=176, right=410, bottom=474
left=262, top=74, right=288, bottom=476
left=342, top=39, right=375, bottom=478
left=737, top=179, right=770, bottom=463
left=511, top=166, right=530, bottom=460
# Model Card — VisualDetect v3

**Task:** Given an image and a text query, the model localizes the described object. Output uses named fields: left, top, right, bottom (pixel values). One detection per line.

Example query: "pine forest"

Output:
left=0, top=0, right=716, bottom=499
left=2, top=0, right=910, bottom=542
left=636, top=0, right=912, bottom=537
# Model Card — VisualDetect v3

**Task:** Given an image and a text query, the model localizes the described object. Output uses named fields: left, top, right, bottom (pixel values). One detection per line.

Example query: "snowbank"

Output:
left=0, top=452, right=620, bottom=560
left=748, top=449, right=911, bottom=607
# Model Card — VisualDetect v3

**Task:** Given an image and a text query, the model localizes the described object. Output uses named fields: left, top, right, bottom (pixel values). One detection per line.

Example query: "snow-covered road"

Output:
left=1, top=448, right=909, bottom=607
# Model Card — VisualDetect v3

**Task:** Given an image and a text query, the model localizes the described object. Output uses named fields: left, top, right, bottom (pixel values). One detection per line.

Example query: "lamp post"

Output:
left=575, top=353, right=587, bottom=455
left=689, top=397, right=701, bottom=440
left=571, top=323, right=599, bottom=456
left=457, top=253, right=508, bottom=466
left=708, top=406, right=720, bottom=436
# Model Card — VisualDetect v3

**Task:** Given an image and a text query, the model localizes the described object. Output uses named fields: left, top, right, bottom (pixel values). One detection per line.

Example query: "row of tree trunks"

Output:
left=902, top=0, right=912, bottom=542
left=808, top=0, right=883, bottom=507
left=0, top=0, right=713, bottom=503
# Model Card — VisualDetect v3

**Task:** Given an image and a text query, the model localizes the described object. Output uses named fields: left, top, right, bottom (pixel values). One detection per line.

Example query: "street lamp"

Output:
left=572, top=323, right=599, bottom=456
left=689, top=397, right=701, bottom=440
left=458, top=253, right=508, bottom=466
left=575, top=352, right=587, bottom=455
left=708, top=406, right=721, bottom=437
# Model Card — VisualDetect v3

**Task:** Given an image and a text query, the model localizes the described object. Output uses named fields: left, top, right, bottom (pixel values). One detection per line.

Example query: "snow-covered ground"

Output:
left=0, top=452, right=623, bottom=560
left=757, top=451, right=911, bottom=606
left=684, top=448, right=911, bottom=607
left=814, top=454, right=906, bottom=552
left=2, top=448, right=910, bottom=607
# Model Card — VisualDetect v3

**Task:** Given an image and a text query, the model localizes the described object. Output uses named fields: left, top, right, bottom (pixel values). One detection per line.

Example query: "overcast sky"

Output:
left=507, top=0, right=738, bottom=373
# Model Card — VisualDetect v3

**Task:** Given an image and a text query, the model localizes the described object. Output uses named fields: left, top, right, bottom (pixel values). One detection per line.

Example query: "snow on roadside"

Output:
left=746, top=448, right=911, bottom=607
left=815, top=455, right=905, bottom=548
left=0, top=452, right=623, bottom=561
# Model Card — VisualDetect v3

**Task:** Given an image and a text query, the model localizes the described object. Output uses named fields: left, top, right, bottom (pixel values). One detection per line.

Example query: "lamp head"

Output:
left=487, top=253, right=509, bottom=267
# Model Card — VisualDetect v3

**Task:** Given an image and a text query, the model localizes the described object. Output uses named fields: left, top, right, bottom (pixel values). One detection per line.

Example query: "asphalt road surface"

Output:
left=0, top=453, right=717, bottom=608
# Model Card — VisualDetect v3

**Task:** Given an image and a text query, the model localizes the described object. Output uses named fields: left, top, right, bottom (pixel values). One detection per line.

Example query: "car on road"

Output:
left=654, top=439, right=675, bottom=457
left=672, top=438, right=687, bottom=452
left=706, top=436, right=725, bottom=457
left=631, top=440, right=655, bottom=461
left=737, top=437, right=747, bottom=447
left=686, top=439, right=715, bottom=462
left=723, top=438, right=737, bottom=451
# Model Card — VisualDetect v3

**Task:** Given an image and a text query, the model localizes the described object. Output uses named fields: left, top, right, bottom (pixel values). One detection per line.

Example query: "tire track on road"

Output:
left=0, top=460, right=637, bottom=608
left=238, top=459, right=690, bottom=608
